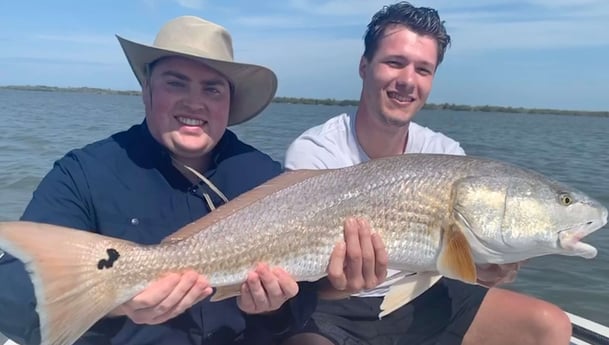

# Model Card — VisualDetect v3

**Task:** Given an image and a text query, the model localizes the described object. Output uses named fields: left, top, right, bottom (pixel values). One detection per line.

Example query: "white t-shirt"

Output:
left=284, top=112, right=465, bottom=297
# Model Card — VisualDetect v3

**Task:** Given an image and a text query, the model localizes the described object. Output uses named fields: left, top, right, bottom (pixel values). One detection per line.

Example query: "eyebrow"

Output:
left=160, top=70, right=229, bottom=87
left=419, top=61, right=436, bottom=70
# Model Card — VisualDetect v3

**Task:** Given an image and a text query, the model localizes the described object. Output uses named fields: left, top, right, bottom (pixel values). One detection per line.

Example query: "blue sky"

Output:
left=1, top=0, right=608, bottom=111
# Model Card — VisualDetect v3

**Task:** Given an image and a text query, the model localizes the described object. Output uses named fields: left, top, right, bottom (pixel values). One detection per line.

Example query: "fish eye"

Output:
left=559, top=193, right=573, bottom=206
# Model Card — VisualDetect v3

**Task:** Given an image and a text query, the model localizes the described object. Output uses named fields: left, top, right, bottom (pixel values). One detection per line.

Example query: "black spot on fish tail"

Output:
left=97, top=248, right=120, bottom=270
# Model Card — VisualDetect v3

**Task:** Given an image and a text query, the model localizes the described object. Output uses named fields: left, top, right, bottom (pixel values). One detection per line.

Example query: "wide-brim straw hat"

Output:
left=116, top=16, right=277, bottom=126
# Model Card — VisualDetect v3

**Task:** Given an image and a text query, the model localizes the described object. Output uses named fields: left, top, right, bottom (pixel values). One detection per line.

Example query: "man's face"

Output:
left=359, top=25, right=438, bottom=128
left=143, top=56, right=231, bottom=162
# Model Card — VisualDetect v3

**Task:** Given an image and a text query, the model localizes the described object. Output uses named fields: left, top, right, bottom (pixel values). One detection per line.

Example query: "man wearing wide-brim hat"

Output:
left=0, top=15, right=317, bottom=345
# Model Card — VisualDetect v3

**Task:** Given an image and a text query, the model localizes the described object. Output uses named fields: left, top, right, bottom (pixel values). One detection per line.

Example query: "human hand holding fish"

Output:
left=320, top=217, right=388, bottom=299
left=107, top=263, right=298, bottom=324
left=107, top=269, right=212, bottom=324
left=236, top=263, right=299, bottom=314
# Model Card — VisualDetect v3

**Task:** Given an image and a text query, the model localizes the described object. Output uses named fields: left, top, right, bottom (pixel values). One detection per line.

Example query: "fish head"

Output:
left=453, top=175, right=608, bottom=264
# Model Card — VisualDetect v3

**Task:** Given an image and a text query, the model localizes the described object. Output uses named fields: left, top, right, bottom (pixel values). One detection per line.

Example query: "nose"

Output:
left=182, top=89, right=207, bottom=112
left=396, top=65, right=415, bottom=91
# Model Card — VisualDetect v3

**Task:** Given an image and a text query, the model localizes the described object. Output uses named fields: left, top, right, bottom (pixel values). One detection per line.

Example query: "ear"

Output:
left=359, top=55, right=368, bottom=79
left=142, top=80, right=151, bottom=110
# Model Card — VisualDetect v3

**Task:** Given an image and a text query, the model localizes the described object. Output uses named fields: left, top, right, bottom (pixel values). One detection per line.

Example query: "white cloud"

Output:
left=288, top=0, right=388, bottom=16
left=528, top=0, right=604, bottom=9
left=225, top=0, right=609, bottom=105
left=275, top=0, right=609, bottom=52
left=132, top=0, right=609, bottom=54
left=1, top=0, right=604, bottom=110
left=33, top=34, right=115, bottom=46
left=25, top=0, right=606, bottom=73
left=457, top=21, right=608, bottom=52
left=231, top=34, right=363, bottom=98
left=232, top=15, right=363, bottom=30
left=175, top=0, right=205, bottom=10
left=140, top=0, right=205, bottom=10
left=233, top=16, right=306, bottom=29
left=442, top=4, right=609, bottom=52
left=4, top=33, right=127, bottom=66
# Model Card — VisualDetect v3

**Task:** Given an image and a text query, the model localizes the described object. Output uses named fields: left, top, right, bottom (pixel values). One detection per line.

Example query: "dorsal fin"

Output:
left=162, top=169, right=330, bottom=243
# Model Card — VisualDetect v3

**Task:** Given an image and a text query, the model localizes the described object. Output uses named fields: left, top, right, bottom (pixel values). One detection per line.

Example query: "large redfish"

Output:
left=0, top=154, right=606, bottom=345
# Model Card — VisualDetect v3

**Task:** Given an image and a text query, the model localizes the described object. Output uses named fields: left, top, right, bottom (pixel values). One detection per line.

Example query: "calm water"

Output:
left=1, top=89, right=608, bottom=328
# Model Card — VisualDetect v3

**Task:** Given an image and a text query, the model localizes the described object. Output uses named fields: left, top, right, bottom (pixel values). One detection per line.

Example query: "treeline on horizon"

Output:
left=271, top=97, right=609, bottom=117
left=2, top=85, right=607, bottom=118
left=0, top=85, right=142, bottom=96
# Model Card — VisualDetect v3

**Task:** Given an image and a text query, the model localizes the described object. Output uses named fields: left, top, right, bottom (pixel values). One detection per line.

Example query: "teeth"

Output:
left=388, top=92, right=413, bottom=103
left=177, top=117, right=204, bottom=126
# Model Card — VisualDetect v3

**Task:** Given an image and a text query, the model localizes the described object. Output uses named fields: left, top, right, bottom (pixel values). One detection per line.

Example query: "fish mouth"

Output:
left=558, top=211, right=607, bottom=259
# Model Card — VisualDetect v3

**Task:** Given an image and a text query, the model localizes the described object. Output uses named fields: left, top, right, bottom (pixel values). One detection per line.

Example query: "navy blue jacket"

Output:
left=0, top=121, right=316, bottom=345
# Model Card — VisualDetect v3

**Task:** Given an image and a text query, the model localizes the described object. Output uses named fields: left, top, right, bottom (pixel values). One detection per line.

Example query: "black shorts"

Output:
left=299, top=277, right=488, bottom=345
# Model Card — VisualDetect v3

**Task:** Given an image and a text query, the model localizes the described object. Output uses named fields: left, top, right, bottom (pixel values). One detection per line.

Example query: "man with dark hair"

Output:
left=282, top=2, right=572, bottom=345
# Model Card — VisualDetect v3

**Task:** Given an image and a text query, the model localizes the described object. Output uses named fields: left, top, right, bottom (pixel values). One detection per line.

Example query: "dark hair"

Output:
left=363, top=1, right=451, bottom=66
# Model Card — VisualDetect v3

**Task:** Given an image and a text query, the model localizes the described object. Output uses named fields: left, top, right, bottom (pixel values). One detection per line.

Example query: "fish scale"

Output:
left=110, top=156, right=504, bottom=285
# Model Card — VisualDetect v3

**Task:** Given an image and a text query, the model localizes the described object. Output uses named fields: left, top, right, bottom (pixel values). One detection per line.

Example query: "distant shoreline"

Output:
left=1, top=85, right=607, bottom=117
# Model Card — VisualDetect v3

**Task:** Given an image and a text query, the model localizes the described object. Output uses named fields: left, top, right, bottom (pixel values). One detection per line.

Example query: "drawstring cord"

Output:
left=172, top=157, right=229, bottom=211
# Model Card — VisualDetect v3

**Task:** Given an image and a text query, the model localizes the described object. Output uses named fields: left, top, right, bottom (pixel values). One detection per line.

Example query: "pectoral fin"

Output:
left=211, top=284, right=243, bottom=301
left=379, top=272, right=443, bottom=318
left=437, top=222, right=477, bottom=284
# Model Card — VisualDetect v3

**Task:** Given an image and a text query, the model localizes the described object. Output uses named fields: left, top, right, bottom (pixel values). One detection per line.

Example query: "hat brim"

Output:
left=117, top=35, right=277, bottom=126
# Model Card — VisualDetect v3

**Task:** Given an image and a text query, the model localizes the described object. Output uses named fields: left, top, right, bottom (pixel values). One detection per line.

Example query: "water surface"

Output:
left=1, top=89, right=608, bottom=330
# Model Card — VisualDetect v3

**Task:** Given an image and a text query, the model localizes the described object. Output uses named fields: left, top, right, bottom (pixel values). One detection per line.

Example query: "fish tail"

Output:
left=0, top=221, right=138, bottom=345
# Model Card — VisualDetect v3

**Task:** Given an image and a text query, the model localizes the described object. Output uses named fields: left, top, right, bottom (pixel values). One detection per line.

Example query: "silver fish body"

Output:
left=125, top=154, right=607, bottom=286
